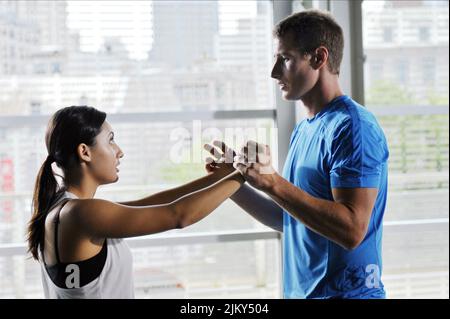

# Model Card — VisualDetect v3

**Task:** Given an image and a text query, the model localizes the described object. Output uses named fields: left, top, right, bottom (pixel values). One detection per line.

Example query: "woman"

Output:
left=27, top=106, right=244, bottom=298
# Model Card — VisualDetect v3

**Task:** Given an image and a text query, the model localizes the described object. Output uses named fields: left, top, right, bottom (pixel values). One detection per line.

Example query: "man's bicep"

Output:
left=331, top=187, right=378, bottom=219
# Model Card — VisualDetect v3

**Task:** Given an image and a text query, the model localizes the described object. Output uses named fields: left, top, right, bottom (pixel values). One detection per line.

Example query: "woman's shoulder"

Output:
left=60, top=198, right=126, bottom=230
left=61, top=198, right=110, bottom=218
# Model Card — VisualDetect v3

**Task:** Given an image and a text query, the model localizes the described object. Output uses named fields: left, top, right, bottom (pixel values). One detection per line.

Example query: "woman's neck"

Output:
left=66, top=179, right=98, bottom=199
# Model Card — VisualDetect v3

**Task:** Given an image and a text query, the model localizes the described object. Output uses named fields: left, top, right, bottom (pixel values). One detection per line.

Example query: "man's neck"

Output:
left=300, top=74, right=344, bottom=118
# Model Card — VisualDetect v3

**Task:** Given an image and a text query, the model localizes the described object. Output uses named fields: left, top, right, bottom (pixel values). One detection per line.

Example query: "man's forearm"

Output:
left=120, top=169, right=235, bottom=206
left=266, top=173, right=364, bottom=249
left=231, top=183, right=283, bottom=232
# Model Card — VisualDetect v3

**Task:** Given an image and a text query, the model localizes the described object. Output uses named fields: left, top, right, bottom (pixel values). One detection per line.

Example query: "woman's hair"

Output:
left=27, top=106, right=106, bottom=260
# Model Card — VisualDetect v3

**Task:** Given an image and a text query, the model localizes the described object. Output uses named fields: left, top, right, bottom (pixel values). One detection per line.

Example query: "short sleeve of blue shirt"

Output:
left=329, top=113, right=389, bottom=189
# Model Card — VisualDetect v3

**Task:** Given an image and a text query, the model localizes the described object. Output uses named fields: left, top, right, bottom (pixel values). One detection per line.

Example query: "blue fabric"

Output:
left=282, top=95, right=389, bottom=299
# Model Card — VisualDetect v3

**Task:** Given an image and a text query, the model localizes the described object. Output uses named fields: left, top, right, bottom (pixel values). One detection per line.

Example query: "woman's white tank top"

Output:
left=39, top=192, right=135, bottom=298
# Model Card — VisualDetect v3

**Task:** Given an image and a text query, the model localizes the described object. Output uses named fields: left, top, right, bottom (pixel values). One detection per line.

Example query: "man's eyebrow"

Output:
left=274, top=51, right=293, bottom=58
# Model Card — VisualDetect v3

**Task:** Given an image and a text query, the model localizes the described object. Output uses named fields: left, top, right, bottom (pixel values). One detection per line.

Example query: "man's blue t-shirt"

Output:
left=282, top=95, right=389, bottom=299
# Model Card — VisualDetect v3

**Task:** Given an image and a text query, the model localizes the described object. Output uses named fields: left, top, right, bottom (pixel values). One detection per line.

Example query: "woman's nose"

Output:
left=117, top=146, right=124, bottom=158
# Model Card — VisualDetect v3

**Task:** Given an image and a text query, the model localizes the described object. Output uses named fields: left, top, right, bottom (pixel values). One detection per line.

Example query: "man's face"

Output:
left=271, top=32, right=319, bottom=100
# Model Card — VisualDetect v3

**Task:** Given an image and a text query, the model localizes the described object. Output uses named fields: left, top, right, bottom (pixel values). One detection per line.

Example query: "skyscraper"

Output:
left=216, top=2, right=273, bottom=109
left=363, top=1, right=449, bottom=104
left=149, top=1, right=219, bottom=68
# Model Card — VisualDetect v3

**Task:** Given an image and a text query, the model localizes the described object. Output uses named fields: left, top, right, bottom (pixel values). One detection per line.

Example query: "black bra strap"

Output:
left=53, top=199, right=71, bottom=264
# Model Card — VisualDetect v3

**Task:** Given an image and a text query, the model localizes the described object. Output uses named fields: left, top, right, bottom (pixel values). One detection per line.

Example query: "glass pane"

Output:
left=132, top=239, right=281, bottom=298
left=0, top=239, right=281, bottom=298
left=0, top=117, right=277, bottom=244
left=0, top=0, right=279, bottom=299
left=379, top=114, right=449, bottom=221
left=0, top=1, right=274, bottom=115
left=362, top=0, right=449, bottom=298
left=383, top=225, right=449, bottom=298
left=363, top=1, right=449, bottom=107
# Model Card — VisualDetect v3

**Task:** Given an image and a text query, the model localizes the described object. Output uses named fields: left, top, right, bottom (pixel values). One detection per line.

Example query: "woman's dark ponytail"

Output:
left=27, top=156, right=63, bottom=260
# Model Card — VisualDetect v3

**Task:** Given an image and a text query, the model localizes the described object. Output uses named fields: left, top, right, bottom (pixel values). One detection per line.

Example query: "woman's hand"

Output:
left=203, top=140, right=237, bottom=177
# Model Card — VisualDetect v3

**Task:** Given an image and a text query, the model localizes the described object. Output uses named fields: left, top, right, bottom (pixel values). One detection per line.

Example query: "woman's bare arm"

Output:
left=67, top=171, right=244, bottom=238
left=118, top=166, right=235, bottom=206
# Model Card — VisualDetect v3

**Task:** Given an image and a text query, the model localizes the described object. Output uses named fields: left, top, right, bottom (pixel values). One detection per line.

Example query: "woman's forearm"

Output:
left=119, top=169, right=234, bottom=206
left=172, top=171, right=245, bottom=228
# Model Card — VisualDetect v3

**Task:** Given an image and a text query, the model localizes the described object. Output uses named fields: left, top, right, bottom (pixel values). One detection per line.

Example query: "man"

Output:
left=205, top=9, right=389, bottom=299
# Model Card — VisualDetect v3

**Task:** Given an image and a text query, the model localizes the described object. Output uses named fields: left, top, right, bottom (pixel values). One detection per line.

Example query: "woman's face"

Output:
left=88, top=121, right=124, bottom=184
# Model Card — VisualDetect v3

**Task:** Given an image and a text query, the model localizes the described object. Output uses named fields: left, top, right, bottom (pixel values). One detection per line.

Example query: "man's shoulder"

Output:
left=323, top=98, right=381, bottom=133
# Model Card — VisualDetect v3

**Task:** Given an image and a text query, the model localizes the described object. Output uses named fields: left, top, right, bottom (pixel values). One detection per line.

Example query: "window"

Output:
left=369, top=59, right=384, bottom=82
left=419, top=26, right=430, bottom=43
left=422, top=57, right=436, bottom=86
left=3, top=0, right=447, bottom=300
left=383, top=27, right=394, bottom=43
left=396, top=59, right=409, bottom=85
left=363, top=0, right=449, bottom=298
left=0, top=0, right=280, bottom=298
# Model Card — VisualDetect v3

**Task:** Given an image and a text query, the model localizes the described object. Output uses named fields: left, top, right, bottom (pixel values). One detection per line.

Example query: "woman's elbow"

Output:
left=170, top=202, right=197, bottom=229
left=168, top=202, right=185, bottom=229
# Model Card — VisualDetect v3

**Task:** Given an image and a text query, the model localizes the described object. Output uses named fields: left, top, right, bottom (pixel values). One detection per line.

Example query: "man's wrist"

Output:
left=266, top=172, right=282, bottom=195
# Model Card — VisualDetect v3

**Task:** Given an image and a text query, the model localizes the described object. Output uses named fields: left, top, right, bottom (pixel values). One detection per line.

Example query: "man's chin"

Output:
left=281, top=89, right=304, bottom=101
left=282, top=92, right=296, bottom=101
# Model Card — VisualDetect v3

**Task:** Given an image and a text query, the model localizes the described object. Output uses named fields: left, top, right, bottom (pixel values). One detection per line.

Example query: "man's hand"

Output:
left=203, top=140, right=237, bottom=177
left=233, top=140, right=277, bottom=191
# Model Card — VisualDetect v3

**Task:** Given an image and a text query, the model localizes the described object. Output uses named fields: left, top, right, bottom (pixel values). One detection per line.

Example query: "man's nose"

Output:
left=271, top=60, right=281, bottom=79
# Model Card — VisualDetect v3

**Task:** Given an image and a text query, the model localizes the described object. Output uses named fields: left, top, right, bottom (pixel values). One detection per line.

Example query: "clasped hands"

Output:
left=204, top=140, right=277, bottom=191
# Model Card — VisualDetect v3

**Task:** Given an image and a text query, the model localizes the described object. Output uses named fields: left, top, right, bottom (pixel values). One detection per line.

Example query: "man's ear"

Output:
left=311, top=46, right=329, bottom=70
left=77, top=143, right=92, bottom=163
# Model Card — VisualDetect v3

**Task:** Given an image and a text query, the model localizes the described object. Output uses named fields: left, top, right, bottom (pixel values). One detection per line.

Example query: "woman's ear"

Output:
left=77, top=143, right=92, bottom=163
